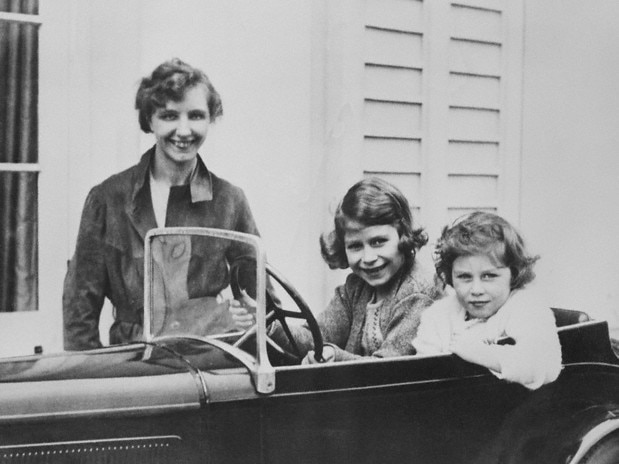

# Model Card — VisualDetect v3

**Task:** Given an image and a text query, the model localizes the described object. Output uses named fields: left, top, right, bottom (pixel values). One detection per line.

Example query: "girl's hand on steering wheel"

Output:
left=302, top=345, right=335, bottom=364
left=229, top=289, right=257, bottom=330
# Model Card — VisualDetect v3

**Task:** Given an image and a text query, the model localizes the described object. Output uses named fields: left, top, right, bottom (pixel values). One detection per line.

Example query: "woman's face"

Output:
left=344, top=222, right=405, bottom=299
left=150, top=84, right=210, bottom=166
left=451, top=253, right=512, bottom=319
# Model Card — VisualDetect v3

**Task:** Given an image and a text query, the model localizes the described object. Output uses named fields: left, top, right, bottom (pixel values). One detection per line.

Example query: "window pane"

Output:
left=0, top=171, right=38, bottom=312
left=0, top=0, right=40, bottom=312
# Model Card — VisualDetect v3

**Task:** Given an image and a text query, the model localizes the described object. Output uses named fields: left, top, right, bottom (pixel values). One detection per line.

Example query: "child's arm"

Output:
left=450, top=329, right=502, bottom=372
left=411, top=297, right=453, bottom=355
left=495, top=304, right=562, bottom=389
left=452, top=302, right=562, bottom=389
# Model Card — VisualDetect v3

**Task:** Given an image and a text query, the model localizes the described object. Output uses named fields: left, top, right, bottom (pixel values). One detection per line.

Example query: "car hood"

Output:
left=0, top=339, right=250, bottom=423
left=0, top=343, right=188, bottom=382
left=0, top=338, right=246, bottom=383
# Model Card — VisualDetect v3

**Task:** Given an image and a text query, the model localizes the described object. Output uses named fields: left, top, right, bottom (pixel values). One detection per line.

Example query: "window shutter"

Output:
left=361, top=0, right=524, bottom=237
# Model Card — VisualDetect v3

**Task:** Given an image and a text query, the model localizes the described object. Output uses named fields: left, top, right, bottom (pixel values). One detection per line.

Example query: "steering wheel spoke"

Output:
left=276, top=309, right=309, bottom=320
left=264, top=263, right=324, bottom=362
left=229, top=257, right=323, bottom=363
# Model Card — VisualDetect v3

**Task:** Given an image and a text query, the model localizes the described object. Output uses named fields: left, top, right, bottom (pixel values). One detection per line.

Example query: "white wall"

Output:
left=136, top=0, right=324, bottom=301
left=19, top=0, right=617, bottom=357
left=521, top=0, right=619, bottom=337
left=17, top=0, right=342, bottom=355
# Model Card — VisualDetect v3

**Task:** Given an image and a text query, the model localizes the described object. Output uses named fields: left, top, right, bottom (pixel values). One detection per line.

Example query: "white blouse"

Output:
left=412, top=285, right=563, bottom=390
left=149, top=171, right=170, bottom=228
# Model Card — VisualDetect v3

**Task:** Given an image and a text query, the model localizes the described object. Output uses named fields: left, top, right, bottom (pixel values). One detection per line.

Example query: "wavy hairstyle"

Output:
left=434, top=211, right=539, bottom=290
left=135, top=58, right=223, bottom=133
left=320, top=177, right=428, bottom=269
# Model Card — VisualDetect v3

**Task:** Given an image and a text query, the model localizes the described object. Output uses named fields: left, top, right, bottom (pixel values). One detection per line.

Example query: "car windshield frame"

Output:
left=143, top=227, right=275, bottom=393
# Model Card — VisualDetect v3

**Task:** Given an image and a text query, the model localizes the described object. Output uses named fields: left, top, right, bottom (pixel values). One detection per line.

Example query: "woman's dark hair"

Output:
left=320, top=177, right=428, bottom=269
left=135, top=58, right=223, bottom=133
left=434, top=211, right=539, bottom=290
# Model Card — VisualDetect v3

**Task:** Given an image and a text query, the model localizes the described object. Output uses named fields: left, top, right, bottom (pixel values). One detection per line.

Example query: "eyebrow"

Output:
left=452, top=269, right=472, bottom=275
left=452, top=266, right=506, bottom=274
left=344, top=238, right=361, bottom=245
left=344, top=233, right=388, bottom=245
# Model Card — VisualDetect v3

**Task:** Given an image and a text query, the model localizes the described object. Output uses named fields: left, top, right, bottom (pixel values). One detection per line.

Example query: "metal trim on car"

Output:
left=567, top=416, right=619, bottom=464
left=0, top=435, right=182, bottom=463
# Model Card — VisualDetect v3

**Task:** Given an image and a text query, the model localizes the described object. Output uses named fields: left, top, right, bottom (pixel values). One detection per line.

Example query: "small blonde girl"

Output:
left=413, top=212, right=562, bottom=389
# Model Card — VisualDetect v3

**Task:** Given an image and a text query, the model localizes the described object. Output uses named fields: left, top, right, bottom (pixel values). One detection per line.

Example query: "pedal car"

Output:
left=0, top=228, right=617, bottom=464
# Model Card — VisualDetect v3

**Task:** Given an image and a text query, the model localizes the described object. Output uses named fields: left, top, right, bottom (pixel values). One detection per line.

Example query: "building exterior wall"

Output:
left=1, top=0, right=328, bottom=355
left=2, top=0, right=616, bottom=356
left=521, top=0, right=619, bottom=336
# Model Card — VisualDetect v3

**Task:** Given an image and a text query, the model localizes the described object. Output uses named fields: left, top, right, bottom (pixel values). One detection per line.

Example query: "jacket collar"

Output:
left=188, top=155, right=213, bottom=202
left=128, top=146, right=214, bottom=239
left=382, top=257, right=416, bottom=301
left=130, top=145, right=213, bottom=204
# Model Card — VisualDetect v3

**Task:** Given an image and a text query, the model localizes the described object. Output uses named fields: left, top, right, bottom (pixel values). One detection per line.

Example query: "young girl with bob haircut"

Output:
left=412, top=211, right=562, bottom=390
left=232, top=177, right=443, bottom=363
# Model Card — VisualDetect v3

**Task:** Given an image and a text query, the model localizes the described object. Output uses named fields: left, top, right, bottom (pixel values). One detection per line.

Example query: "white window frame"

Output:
left=0, top=8, right=46, bottom=357
left=0, top=11, right=42, bottom=176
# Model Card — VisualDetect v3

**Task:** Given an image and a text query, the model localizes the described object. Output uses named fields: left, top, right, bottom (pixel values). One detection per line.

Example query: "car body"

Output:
left=0, top=228, right=617, bottom=464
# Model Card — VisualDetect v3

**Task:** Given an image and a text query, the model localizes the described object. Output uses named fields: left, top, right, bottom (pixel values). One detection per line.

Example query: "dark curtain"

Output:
left=0, top=0, right=39, bottom=312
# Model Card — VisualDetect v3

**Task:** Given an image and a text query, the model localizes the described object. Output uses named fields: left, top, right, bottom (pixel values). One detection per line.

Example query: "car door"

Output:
left=261, top=354, right=530, bottom=464
left=0, top=344, right=207, bottom=463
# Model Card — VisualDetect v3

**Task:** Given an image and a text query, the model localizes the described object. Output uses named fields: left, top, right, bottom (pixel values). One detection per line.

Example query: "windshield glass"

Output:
left=144, top=227, right=275, bottom=393
left=144, top=228, right=264, bottom=341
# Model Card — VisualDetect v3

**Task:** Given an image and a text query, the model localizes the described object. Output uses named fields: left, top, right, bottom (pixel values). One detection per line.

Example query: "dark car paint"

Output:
left=201, top=322, right=619, bottom=464
left=0, top=320, right=617, bottom=463
left=0, top=344, right=207, bottom=462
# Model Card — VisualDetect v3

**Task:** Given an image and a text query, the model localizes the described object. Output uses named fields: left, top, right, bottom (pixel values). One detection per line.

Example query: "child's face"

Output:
left=344, top=222, right=405, bottom=297
left=451, top=253, right=512, bottom=319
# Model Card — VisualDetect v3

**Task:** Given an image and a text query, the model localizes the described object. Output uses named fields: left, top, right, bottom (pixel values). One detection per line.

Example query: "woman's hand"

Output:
left=302, top=345, right=336, bottom=365
left=228, top=289, right=257, bottom=331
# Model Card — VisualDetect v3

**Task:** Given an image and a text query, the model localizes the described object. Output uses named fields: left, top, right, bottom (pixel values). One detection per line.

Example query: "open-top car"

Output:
left=0, top=228, right=618, bottom=464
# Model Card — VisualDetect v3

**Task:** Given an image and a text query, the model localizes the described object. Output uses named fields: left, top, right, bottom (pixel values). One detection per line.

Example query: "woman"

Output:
left=231, top=177, right=443, bottom=363
left=63, top=58, right=260, bottom=350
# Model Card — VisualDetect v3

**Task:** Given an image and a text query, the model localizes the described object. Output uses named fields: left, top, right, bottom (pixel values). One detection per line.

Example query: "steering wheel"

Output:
left=230, top=259, right=324, bottom=363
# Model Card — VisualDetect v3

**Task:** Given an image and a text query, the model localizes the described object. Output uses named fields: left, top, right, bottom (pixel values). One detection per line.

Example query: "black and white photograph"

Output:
left=1, top=0, right=618, bottom=462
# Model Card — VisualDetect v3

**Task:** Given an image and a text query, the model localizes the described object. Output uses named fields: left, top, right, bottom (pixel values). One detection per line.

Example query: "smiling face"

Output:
left=150, top=84, right=210, bottom=168
left=451, top=253, right=512, bottom=320
left=344, top=222, right=405, bottom=300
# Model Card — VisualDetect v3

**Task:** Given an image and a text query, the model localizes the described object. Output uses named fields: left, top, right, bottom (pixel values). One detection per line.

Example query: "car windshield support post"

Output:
left=144, top=227, right=276, bottom=394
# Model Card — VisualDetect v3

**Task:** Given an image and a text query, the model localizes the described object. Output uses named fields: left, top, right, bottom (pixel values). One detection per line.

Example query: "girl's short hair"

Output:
left=435, top=211, right=539, bottom=290
left=320, top=177, right=428, bottom=269
left=135, top=58, right=223, bottom=133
